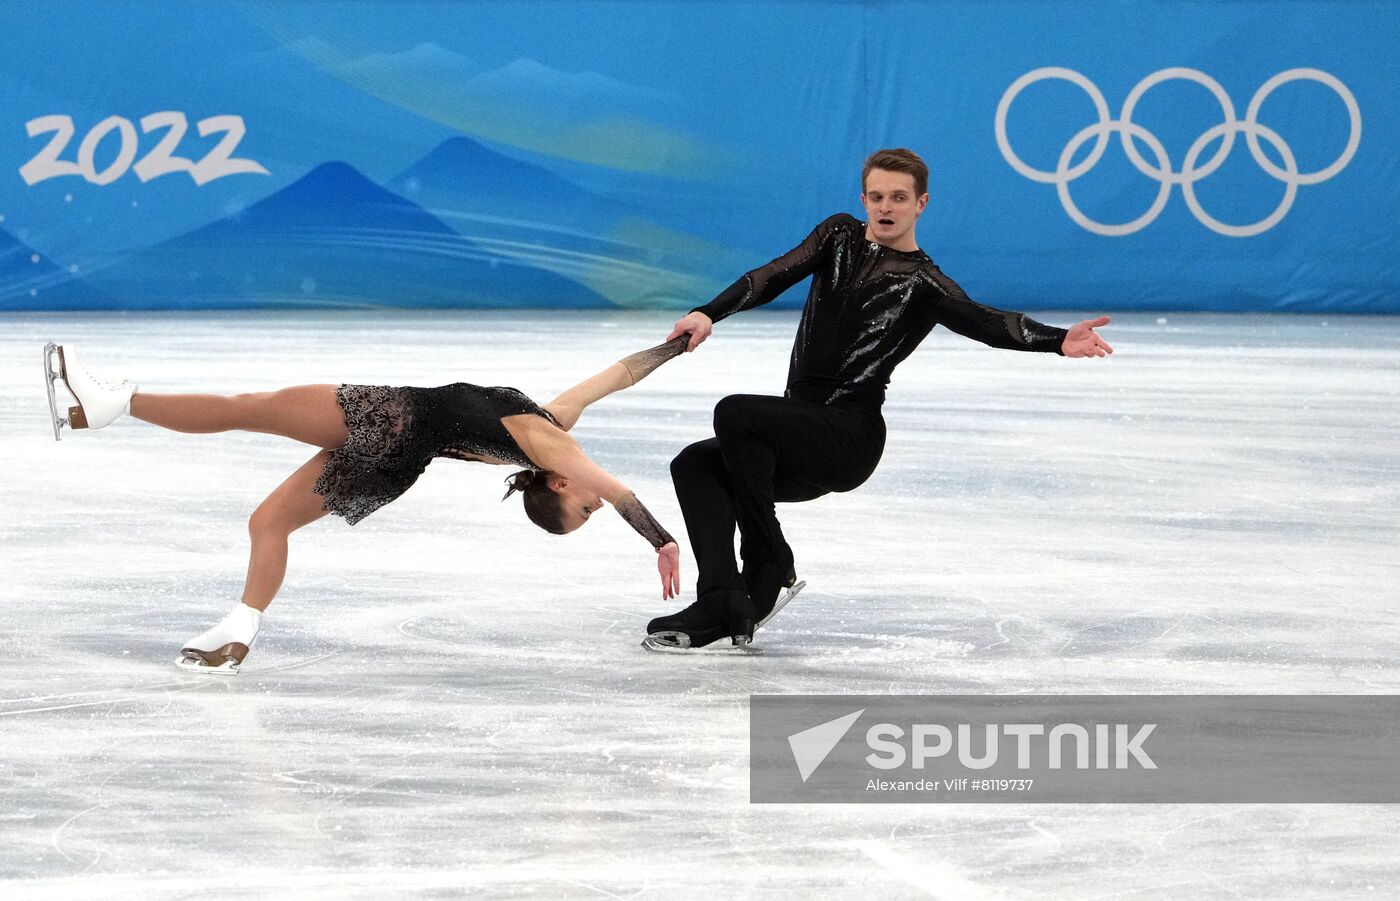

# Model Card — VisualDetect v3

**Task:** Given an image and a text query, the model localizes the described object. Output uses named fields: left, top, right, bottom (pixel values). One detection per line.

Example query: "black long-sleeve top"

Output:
left=693, top=213, right=1067, bottom=408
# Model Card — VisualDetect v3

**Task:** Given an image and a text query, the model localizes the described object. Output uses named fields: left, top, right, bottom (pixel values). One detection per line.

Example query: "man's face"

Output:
left=861, top=169, right=928, bottom=247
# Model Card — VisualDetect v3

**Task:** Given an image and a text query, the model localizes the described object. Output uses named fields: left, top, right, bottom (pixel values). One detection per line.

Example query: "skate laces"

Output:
left=90, top=374, right=128, bottom=391
left=72, top=357, right=129, bottom=393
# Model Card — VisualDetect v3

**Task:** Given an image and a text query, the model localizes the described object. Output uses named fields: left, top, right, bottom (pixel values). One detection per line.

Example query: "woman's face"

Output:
left=550, top=477, right=605, bottom=533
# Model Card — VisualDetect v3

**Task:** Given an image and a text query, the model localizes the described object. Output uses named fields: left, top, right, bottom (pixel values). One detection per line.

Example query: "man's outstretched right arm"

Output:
left=667, top=213, right=852, bottom=350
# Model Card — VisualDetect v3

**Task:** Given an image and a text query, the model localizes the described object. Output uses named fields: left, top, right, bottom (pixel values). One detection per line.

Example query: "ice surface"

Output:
left=1, top=309, right=1398, bottom=899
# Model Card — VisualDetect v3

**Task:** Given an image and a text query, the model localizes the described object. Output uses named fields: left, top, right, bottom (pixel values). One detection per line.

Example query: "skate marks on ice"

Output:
left=0, top=610, right=249, bottom=718
left=7, top=867, right=665, bottom=900
left=4, top=312, right=1400, bottom=897
left=173, top=650, right=339, bottom=678
left=853, top=839, right=1000, bottom=901
left=0, top=679, right=209, bottom=719
left=0, top=644, right=338, bottom=720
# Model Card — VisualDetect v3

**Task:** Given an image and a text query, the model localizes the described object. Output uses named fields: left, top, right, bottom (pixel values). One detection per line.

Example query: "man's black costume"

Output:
left=650, top=213, right=1068, bottom=647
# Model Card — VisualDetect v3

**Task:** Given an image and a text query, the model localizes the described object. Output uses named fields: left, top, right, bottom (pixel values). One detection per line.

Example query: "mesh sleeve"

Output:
left=613, top=492, right=676, bottom=549
left=923, top=269, right=1068, bottom=354
left=619, top=336, right=689, bottom=386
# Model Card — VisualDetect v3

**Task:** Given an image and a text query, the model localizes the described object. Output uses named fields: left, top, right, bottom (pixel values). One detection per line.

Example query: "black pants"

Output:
left=670, top=394, right=886, bottom=600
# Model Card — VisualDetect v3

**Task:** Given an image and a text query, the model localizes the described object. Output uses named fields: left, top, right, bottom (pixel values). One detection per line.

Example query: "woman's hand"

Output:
left=657, top=541, right=681, bottom=600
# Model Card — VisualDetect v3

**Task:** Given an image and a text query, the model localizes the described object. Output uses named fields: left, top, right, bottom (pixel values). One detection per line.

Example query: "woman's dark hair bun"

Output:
left=502, top=469, right=569, bottom=535
left=502, top=469, right=539, bottom=501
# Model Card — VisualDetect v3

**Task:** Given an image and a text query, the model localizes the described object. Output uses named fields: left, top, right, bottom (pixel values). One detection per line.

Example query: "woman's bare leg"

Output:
left=242, top=450, right=335, bottom=611
left=130, top=385, right=349, bottom=449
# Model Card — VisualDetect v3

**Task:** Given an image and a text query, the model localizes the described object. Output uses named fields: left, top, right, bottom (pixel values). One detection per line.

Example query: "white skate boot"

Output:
left=177, top=604, right=262, bottom=675
left=43, top=342, right=137, bottom=441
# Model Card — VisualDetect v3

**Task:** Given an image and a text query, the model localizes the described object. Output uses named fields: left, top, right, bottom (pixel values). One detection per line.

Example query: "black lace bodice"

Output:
left=693, top=213, right=1067, bottom=406
left=314, top=379, right=680, bottom=552
left=419, top=383, right=559, bottom=466
left=314, top=383, right=558, bottom=525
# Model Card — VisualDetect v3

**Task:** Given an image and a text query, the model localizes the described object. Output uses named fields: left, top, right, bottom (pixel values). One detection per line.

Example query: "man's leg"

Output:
left=712, top=395, right=884, bottom=612
left=651, top=395, right=882, bottom=647
left=645, top=439, right=748, bottom=648
left=670, top=438, right=743, bottom=599
left=670, top=432, right=828, bottom=597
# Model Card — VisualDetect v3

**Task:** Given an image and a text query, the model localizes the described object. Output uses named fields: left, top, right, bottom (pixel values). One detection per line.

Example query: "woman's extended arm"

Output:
left=543, top=444, right=675, bottom=546
left=543, top=336, right=688, bottom=431
left=526, top=431, right=681, bottom=598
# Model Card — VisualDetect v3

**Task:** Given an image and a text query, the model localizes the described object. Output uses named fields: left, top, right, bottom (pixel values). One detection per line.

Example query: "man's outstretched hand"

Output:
left=667, top=311, right=714, bottom=352
left=1062, top=315, right=1114, bottom=358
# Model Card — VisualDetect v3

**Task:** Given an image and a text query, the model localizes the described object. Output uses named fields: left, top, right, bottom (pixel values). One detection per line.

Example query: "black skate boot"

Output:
left=726, top=590, right=760, bottom=649
left=643, top=589, right=754, bottom=652
left=747, top=562, right=797, bottom=621
left=745, top=555, right=805, bottom=634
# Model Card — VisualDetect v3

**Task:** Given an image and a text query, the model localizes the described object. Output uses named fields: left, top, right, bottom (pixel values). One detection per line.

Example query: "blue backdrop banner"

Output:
left=2, top=1, right=1395, bottom=312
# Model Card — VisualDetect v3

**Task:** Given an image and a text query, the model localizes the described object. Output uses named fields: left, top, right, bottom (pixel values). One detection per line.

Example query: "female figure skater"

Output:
left=42, top=338, right=687, bottom=673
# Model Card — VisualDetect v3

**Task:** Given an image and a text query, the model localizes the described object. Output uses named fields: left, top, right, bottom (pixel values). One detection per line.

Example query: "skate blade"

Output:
left=175, top=655, right=241, bottom=675
left=730, top=635, right=761, bottom=652
left=43, top=342, right=68, bottom=442
left=641, top=634, right=762, bottom=654
left=642, top=631, right=693, bottom=652
left=757, top=580, right=805, bottom=630
left=641, top=635, right=690, bottom=653
left=176, top=642, right=249, bottom=675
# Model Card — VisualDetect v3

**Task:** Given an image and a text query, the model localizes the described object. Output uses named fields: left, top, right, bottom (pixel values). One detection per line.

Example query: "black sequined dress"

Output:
left=314, top=383, right=558, bottom=525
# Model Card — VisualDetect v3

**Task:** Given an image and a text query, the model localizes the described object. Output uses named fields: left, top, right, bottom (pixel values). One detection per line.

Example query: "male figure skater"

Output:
left=645, top=148, right=1113, bottom=650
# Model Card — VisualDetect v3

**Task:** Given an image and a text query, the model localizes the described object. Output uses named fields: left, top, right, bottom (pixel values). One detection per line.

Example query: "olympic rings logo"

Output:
left=994, top=67, right=1362, bottom=237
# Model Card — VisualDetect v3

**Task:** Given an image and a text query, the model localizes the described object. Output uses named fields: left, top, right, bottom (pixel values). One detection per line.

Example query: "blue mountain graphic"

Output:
left=388, top=138, right=728, bottom=308
left=389, top=137, right=636, bottom=235
left=80, top=161, right=607, bottom=309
